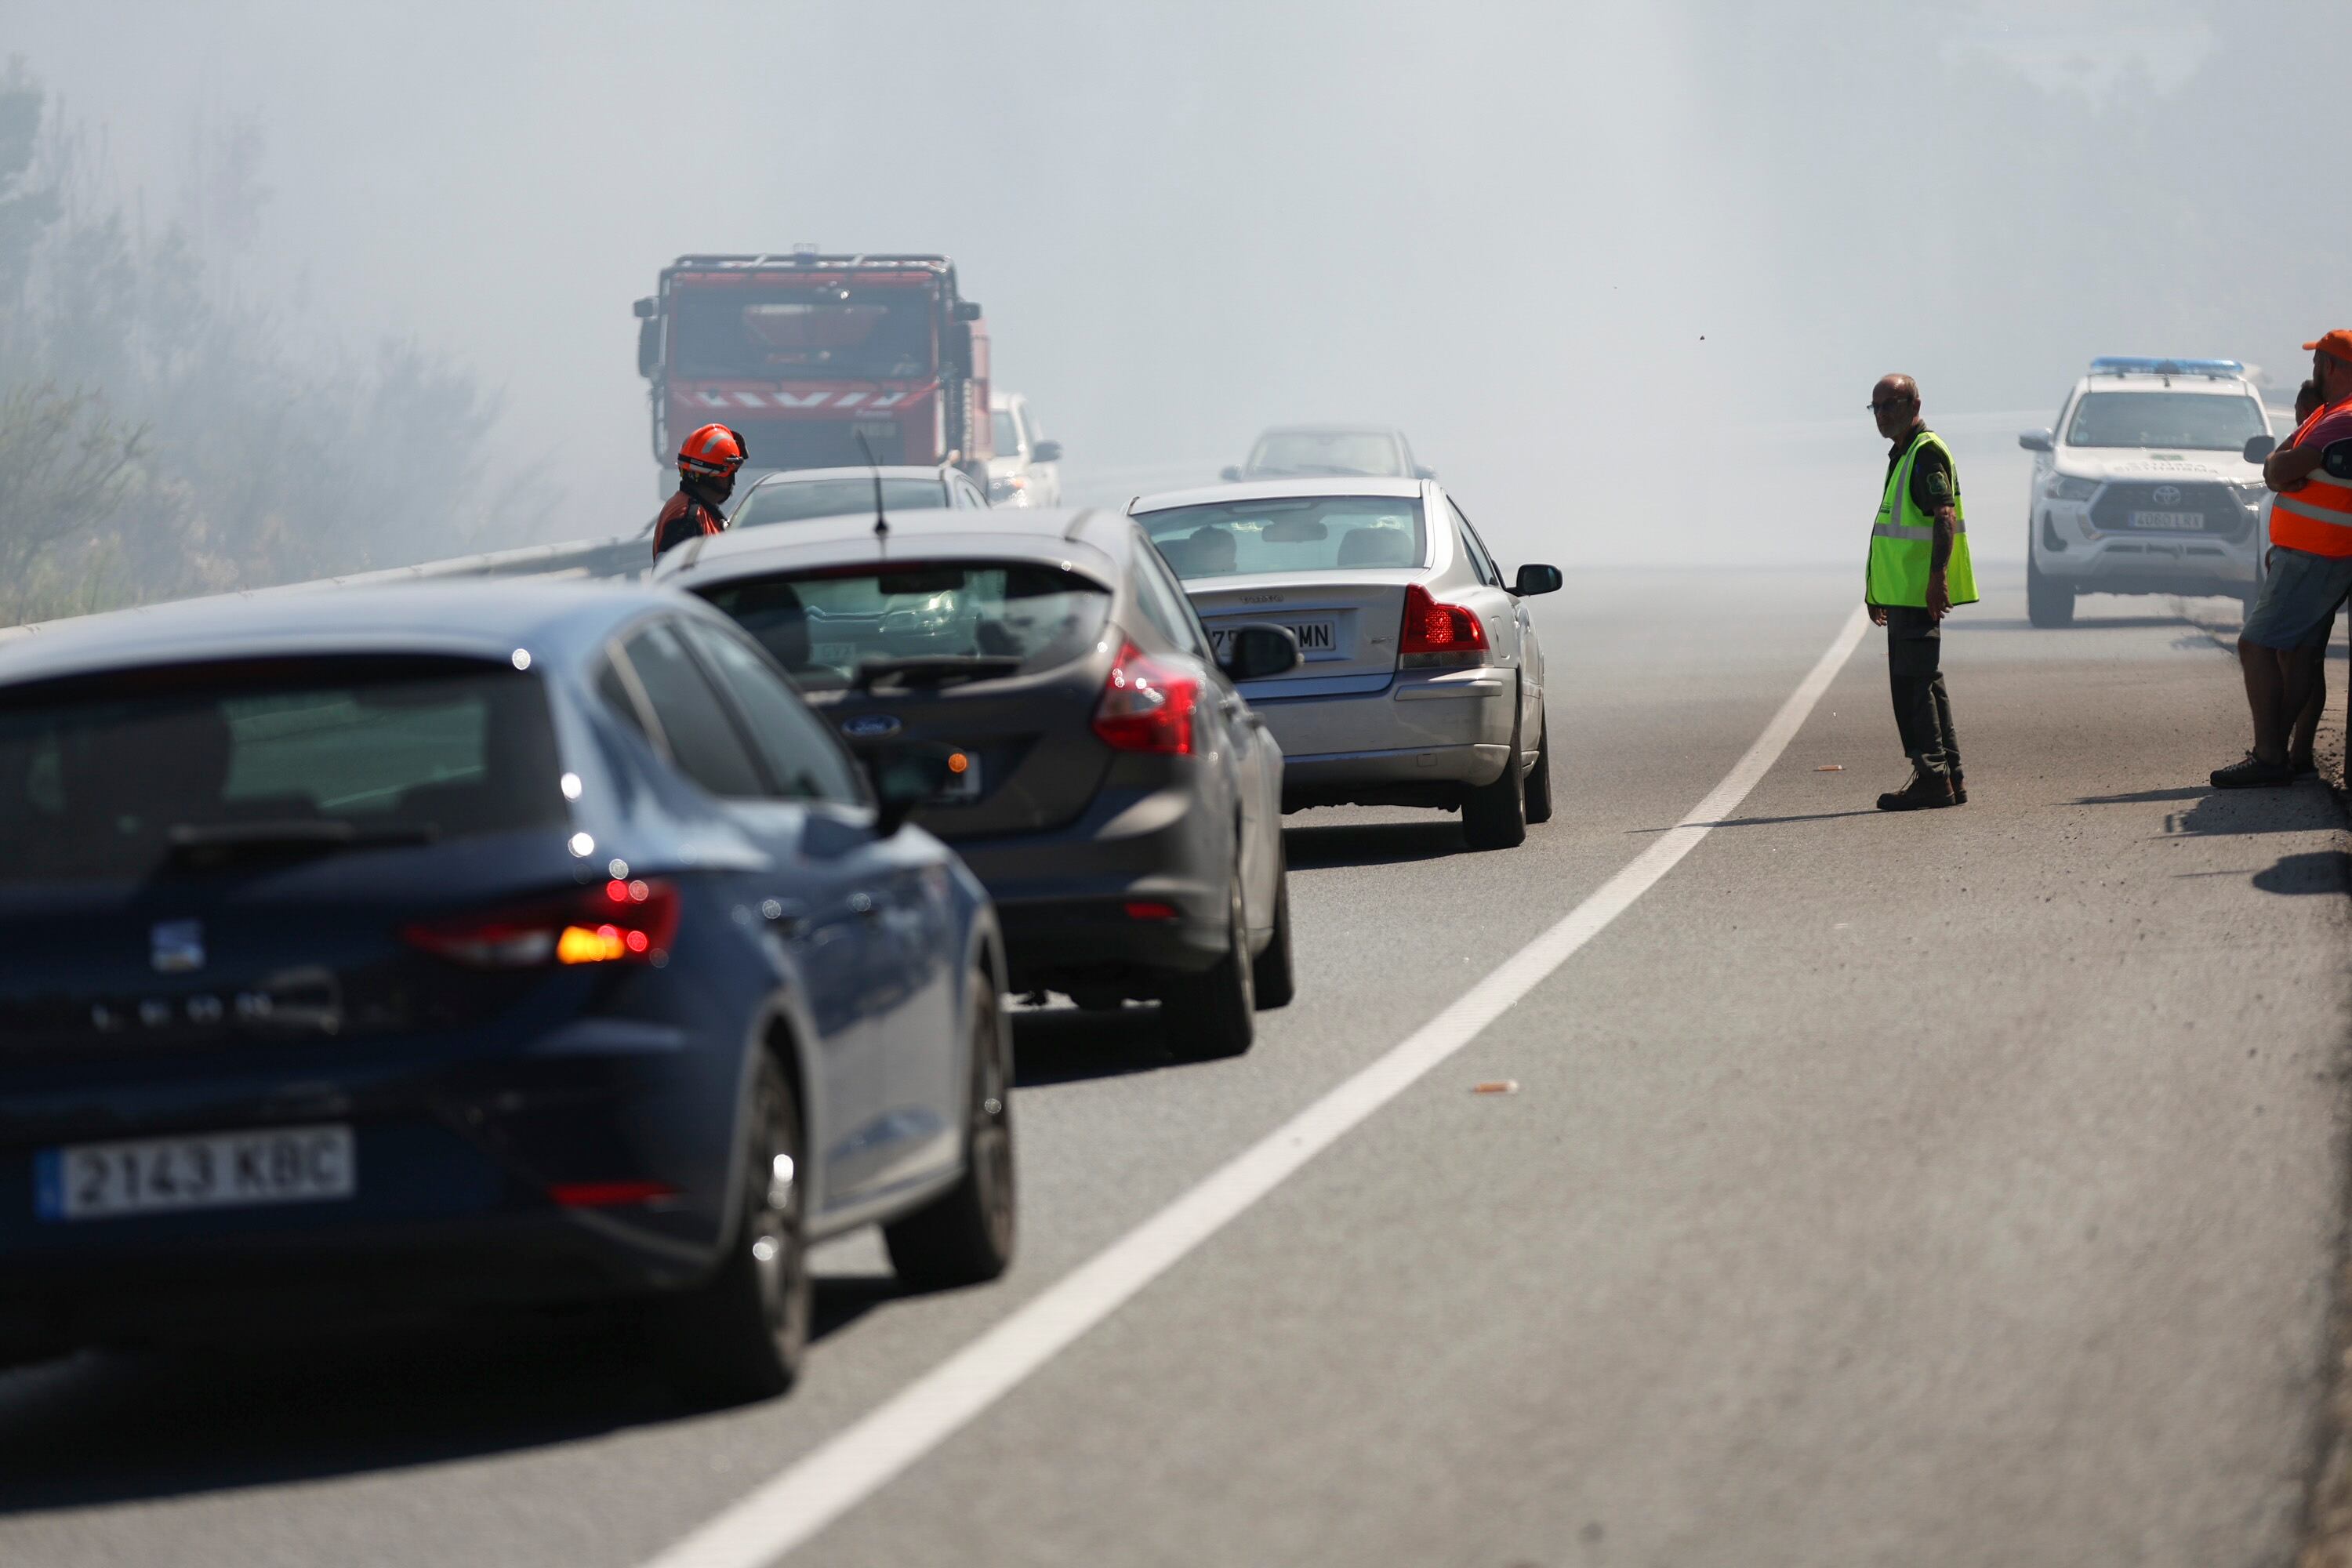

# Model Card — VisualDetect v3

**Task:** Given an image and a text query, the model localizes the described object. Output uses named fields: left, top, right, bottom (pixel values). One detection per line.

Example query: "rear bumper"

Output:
left=992, top=897, right=1229, bottom=991
left=0, top=1213, right=689, bottom=1353
left=1247, top=666, right=1516, bottom=808
left=948, top=782, right=1231, bottom=993
left=0, top=1011, right=742, bottom=1351
left=1282, top=743, right=1512, bottom=809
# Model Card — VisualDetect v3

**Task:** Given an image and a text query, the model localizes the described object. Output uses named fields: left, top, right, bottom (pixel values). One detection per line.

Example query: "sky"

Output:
left=0, top=0, right=2336, bottom=568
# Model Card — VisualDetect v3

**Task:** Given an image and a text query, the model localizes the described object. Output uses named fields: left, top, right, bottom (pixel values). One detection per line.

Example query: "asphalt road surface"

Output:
left=5, top=561, right=2348, bottom=1568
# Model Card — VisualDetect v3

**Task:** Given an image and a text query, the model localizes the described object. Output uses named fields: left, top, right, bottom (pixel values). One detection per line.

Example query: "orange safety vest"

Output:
left=2270, top=398, right=2352, bottom=557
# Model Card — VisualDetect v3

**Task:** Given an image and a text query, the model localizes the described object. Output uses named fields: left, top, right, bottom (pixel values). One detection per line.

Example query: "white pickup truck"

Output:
left=2020, top=357, right=2274, bottom=627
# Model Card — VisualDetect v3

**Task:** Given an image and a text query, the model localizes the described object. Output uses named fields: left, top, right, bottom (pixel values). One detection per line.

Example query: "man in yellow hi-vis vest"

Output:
left=1866, top=374, right=1979, bottom=811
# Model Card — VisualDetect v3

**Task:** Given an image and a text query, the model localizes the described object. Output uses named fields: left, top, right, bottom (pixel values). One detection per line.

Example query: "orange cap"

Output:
left=2303, top=329, right=2352, bottom=361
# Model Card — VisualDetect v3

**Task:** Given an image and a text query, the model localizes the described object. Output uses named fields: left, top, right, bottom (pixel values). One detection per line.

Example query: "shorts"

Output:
left=2242, top=546, right=2352, bottom=650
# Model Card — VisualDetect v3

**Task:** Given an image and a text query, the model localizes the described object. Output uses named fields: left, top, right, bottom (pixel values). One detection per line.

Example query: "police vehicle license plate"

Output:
left=34, top=1124, right=354, bottom=1221
left=1213, top=619, right=1335, bottom=659
left=2129, top=510, right=2205, bottom=531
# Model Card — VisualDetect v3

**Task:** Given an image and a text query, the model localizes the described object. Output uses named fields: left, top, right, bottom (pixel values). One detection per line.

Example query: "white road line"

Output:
left=642, top=604, right=1874, bottom=1568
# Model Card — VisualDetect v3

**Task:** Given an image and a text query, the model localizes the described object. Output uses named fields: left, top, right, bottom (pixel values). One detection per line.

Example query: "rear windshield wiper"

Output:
left=165, top=820, right=437, bottom=868
left=854, top=656, right=1023, bottom=691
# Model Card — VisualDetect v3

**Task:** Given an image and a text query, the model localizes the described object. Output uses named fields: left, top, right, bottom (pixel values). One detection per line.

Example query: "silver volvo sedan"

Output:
left=1132, top=478, right=1560, bottom=850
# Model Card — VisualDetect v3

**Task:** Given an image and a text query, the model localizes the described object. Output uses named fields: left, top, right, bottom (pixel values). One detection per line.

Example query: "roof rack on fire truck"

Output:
left=666, top=253, right=956, bottom=270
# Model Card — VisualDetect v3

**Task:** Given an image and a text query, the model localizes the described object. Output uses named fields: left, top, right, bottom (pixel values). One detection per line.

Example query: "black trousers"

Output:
left=1886, top=606, right=1962, bottom=778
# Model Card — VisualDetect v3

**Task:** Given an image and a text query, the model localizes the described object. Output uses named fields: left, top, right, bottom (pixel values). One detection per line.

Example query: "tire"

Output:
left=1522, top=713, right=1554, bottom=826
left=650, top=1054, right=809, bottom=1406
left=1250, top=850, right=1296, bottom=1011
left=1461, top=693, right=1529, bottom=851
left=1161, top=873, right=1254, bottom=1060
left=2026, top=552, right=2075, bottom=627
left=884, top=975, right=1016, bottom=1290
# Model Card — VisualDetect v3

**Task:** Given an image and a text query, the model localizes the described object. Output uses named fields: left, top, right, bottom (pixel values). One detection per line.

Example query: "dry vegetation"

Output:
left=0, top=59, right=549, bottom=627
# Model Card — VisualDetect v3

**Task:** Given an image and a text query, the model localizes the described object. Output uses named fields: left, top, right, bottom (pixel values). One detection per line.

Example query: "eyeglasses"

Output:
left=1867, top=397, right=1915, bottom=414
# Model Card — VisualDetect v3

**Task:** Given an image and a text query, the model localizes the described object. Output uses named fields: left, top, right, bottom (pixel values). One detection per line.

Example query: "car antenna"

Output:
left=855, top=430, right=889, bottom=539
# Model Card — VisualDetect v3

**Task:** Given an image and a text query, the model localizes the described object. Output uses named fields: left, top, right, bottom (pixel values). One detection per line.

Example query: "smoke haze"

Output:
left=3, top=0, right=2339, bottom=573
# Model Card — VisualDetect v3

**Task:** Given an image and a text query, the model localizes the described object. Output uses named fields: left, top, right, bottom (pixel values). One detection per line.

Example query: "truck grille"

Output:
left=733, top=419, right=904, bottom=471
left=2089, top=481, right=2254, bottom=542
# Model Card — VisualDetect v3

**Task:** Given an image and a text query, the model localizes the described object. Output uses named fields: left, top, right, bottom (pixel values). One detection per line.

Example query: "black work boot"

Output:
left=2211, top=752, right=2294, bottom=789
left=1877, top=770, right=1956, bottom=811
left=1949, top=768, right=1968, bottom=804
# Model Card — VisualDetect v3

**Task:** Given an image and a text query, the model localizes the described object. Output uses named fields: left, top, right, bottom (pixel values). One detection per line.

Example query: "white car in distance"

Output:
left=987, top=391, right=1062, bottom=507
left=1134, top=477, right=1559, bottom=850
left=1221, top=426, right=1432, bottom=483
left=727, top=465, right=989, bottom=531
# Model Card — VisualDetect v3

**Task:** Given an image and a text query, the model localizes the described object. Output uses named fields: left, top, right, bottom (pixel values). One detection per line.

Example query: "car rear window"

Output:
left=696, top=561, right=1110, bottom=693
left=731, top=477, right=953, bottom=528
left=0, top=658, right=566, bottom=884
left=1138, top=497, right=1427, bottom=580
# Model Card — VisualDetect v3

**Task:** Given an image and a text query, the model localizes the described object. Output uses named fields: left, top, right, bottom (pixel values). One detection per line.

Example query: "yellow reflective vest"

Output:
left=1867, top=429, right=1978, bottom=608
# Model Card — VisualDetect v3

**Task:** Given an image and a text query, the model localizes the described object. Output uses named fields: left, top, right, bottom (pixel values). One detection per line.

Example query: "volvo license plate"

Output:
left=34, top=1124, right=355, bottom=1221
left=1214, top=619, right=1336, bottom=658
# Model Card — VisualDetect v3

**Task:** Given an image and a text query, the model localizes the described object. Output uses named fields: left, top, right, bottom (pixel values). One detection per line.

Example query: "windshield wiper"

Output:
left=165, top=820, right=437, bottom=868
left=854, top=656, right=1022, bottom=691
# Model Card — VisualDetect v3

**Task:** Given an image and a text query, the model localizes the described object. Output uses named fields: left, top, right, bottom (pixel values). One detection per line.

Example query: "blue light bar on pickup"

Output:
left=2089, top=356, right=2244, bottom=376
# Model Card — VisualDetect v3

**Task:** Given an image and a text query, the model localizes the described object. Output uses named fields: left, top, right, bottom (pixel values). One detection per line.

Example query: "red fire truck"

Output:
left=634, top=250, right=991, bottom=487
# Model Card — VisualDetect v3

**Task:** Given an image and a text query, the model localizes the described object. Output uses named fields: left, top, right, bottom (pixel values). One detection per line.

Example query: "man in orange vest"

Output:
left=2212, top=332, right=2352, bottom=788
left=2282, top=378, right=2332, bottom=773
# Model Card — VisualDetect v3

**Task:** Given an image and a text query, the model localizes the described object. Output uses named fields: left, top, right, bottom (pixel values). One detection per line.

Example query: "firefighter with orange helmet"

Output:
left=652, top=423, right=748, bottom=561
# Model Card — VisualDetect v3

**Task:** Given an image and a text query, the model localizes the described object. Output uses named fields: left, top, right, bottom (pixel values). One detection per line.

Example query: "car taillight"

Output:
left=1399, top=583, right=1490, bottom=669
left=1092, top=640, right=1200, bottom=755
left=402, top=879, right=682, bottom=969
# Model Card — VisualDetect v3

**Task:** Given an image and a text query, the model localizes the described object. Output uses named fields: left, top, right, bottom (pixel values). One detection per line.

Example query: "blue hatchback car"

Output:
left=0, top=582, right=1012, bottom=1403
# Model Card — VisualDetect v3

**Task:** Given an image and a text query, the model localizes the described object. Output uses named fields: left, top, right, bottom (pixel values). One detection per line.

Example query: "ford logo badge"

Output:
left=842, top=714, right=902, bottom=739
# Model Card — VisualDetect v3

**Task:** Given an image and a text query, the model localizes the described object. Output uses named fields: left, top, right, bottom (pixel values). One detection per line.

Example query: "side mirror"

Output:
left=1512, top=563, right=1563, bottom=597
left=953, top=299, right=983, bottom=322
left=1217, top=623, right=1301, bottom=681
left=1029, top=439, right=1063, bottom=464
left=862, top=743, right=961, bottom=836
left=636, top=318, right=661, bottom=379
left=2018, top=429, right=2053, bottom=453
left=2325, top=437, right=2352, bottom=480
left=632, top=296, right=655, bottom=321
left=1219, top=465, right=1243, bottom=483
left=2245, top=434, right=2278, bottom=463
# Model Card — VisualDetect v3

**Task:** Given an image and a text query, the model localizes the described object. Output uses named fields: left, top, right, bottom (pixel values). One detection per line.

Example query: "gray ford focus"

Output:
left=659, top=507, right=1299, bottom=1060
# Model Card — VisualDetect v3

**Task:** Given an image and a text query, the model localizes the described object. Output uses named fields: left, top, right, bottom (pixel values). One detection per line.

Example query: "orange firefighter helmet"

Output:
left=677, top=423, right=749, bottom=480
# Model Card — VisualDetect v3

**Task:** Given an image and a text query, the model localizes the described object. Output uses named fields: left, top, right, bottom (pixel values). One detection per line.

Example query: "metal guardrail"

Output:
left=0, top=530, right=651, bottom=649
